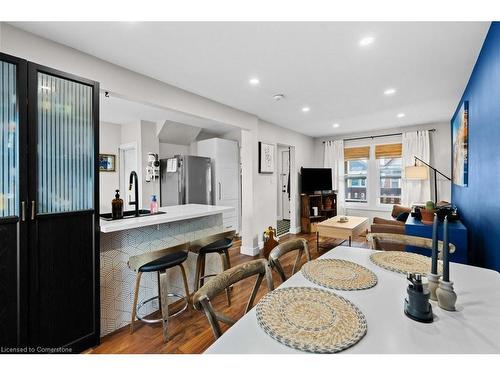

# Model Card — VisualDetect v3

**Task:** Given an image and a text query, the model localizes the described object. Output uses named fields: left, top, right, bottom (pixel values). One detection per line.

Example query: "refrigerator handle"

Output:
left=218, top=182, right=221, bottom=201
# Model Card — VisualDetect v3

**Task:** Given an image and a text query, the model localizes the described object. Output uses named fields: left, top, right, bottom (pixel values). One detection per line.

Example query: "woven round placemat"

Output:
left=369, top=251, right=442, bottom=275
left=256, top=287, right=367, bottom=353
left=301, top=259, right=378, bottom=290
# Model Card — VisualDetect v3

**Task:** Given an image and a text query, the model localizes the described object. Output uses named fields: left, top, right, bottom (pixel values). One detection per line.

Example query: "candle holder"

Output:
left=436, top=279, right=457, bottom=311
left=427, top=273, right=440, bottom=301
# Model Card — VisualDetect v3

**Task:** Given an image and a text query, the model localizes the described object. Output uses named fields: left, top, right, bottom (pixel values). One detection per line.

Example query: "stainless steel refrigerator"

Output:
left=160, top=155, right=213, bottom=206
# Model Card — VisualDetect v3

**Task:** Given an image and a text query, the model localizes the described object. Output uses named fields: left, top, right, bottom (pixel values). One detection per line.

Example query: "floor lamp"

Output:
left=405, top=156, right=452, bottom=203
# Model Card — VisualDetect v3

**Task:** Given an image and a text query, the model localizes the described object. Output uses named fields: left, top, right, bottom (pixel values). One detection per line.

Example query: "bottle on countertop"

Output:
left=150, top=195, right=158, bottom=214
left=112, top=189, right=124, bottom=219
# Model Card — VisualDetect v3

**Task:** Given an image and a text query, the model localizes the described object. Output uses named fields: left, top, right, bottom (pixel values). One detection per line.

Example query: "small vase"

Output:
left=427, top=273, right=440, bottom=301
left=324, top=197, right=332, bottom=210
left=436, top=280, right=457, bottom=311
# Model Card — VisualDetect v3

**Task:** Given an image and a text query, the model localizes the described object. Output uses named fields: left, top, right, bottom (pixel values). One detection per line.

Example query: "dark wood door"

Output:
left=0, top=52, right=28, bottom=347
left=27, top=63, right=100, bottom=352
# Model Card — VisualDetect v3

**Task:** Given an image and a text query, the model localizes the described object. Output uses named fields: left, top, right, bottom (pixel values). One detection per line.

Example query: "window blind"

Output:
left=344, top=146, right=370, bottom=160
left=375, top=143, right=402, bottom=159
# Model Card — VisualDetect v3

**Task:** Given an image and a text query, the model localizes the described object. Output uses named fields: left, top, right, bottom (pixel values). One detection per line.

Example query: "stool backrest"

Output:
left=128, top=242, right=190, bottom=272
left=269, top=238, right=310, bottom=282
left=189, top=229, right=236, bottom=253
left=192, top=258, right=273, bottom=339
left=367, top=233, right=456, bottom=257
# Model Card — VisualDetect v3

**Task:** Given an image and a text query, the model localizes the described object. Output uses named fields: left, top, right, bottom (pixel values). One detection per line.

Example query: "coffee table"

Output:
left=316, top=215, right=369, bottom=250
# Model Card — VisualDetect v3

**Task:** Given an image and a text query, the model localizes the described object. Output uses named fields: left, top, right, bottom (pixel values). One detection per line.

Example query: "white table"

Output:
left=206, top=246, right=500, bottom=354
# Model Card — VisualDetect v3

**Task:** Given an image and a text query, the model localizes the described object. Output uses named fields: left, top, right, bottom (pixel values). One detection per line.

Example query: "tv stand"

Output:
left=300, top=192, right=337, bottom=233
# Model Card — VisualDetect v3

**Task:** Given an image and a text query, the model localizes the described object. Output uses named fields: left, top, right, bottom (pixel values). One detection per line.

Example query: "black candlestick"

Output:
left=442, top=217, right=450, bottom=282
left=431, top=214, right=438, bottom=274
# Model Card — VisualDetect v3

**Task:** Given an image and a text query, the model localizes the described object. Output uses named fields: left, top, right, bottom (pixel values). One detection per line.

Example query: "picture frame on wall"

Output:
left=258, top=141, right=275, bottom=174
left=99, top=154, right=116, bottom=172
left=452, top=101, right=468, bottom=186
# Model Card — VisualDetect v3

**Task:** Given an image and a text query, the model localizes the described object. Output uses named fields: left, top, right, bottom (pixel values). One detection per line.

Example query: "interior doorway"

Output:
left=277, top=145, right=291, bottom=236
left=119, top=142, right=138, bottom=211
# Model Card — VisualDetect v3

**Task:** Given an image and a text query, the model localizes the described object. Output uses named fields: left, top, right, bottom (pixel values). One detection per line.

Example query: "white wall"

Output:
left=276, top=145, right=290, bottom=220
left=314, top=121, right=452, bottom=221
left=159, top=143, right=190, bottom=159
left=99, top=122, right=122, bottom=213
left=140, top=121, right=160, bottom=208
left=120, top=121, right=142, bottom=209
left=254, top=120, right=316, bottom=249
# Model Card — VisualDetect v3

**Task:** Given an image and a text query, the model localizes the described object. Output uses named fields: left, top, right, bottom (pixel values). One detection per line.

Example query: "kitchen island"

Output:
left=100, top=204, right=234, bottom=336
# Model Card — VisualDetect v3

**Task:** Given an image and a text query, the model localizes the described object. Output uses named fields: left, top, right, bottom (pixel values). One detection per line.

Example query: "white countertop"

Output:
left=99, top=204, right=234, bottom=233
left=206, top=246, right=500, bottom=354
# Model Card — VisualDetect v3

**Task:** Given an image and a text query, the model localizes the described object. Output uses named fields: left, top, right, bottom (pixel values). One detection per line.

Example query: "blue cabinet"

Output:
left=405, top=216, right=468, bottom=265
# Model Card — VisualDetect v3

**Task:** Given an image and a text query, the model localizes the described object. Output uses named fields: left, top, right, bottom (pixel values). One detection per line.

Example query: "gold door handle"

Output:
left=21, top=201, right=26, bottom=222
left=31, top=201, right=35, bottom=220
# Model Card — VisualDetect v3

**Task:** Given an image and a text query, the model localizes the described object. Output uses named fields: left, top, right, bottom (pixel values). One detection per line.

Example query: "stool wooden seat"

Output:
left=189, top=230, right=236, bottom=306
left=128, top=242, right=190, bottom=342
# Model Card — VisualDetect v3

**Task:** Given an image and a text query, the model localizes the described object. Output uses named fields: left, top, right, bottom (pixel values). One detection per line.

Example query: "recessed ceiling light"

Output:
left=249, top=77, right=260, bottom=85
left=359, top=36, right=375, bottom=47
left=332, top=123, right=340, bottom=128
left=302, top=106, right=310, bottom=113
left=384, top=88, right=396, bottom=95
left=397, top=113, right=406, bottom=118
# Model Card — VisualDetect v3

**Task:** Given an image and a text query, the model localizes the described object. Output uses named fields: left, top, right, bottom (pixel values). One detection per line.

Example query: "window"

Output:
left=343, top=143, right=402, bottom=207
left=378, top=157, right=402, bottom=204
left=375, top=143, right=402, bottom=205
left=345, top=159, right=368, bottom=203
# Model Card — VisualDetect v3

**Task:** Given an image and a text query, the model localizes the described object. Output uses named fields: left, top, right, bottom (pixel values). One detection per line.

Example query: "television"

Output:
left=301, top=168, right=332, bottom=193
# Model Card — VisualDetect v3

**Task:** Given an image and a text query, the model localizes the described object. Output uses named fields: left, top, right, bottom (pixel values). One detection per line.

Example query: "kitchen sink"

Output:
left=99, top=209, right=166, bottom=221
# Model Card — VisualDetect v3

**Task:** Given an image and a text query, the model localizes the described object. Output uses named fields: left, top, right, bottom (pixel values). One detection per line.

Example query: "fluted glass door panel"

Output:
left=0, top=61, right=19, bottom=218
left=37, top=73, right=94, bottom=214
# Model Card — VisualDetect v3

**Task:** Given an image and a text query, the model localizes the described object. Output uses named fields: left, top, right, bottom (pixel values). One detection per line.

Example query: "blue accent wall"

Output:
left=452, top=22, right=500, bottom=271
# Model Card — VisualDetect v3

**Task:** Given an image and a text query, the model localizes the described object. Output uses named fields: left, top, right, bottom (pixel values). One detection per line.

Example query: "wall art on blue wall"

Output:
left=452, top=101, right=468, bottom=186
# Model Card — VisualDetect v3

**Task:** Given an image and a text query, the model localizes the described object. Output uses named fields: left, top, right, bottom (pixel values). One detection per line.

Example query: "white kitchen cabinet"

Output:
left=197, top=138, right=240, bottom=232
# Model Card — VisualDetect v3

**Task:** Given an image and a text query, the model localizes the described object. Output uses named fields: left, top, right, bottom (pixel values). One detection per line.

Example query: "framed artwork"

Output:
left=452, top=101, right=468, bottom=186
left=99, top=154, right=116, bottom=172
left=258, top=141, right=275, bottom=174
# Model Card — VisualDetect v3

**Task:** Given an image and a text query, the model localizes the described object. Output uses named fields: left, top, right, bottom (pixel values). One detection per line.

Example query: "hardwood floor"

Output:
left=88, top=232, right=370, bottom=354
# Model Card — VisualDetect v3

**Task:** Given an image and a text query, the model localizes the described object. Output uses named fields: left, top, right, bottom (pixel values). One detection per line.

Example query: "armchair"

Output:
left=370, top=205, right=411, bottom=251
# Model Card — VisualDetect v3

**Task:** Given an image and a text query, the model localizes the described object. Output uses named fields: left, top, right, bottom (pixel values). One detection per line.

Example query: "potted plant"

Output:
left=420, top=201, right=436, bottom=224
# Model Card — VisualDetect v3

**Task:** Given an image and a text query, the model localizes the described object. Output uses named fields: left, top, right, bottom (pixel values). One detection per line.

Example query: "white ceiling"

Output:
left=12, top=22, right=490, bottom=137
left=100, top=93, right=237, bottom=135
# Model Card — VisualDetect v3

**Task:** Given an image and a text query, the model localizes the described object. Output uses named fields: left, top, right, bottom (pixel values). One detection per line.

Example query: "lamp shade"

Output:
left=405, top=165, right=428, bottom=180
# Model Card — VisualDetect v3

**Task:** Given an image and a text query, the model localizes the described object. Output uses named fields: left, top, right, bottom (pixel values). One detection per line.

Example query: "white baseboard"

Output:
left=240, top=245, right=260, bottom=256
left=289, top=226, right=302, bottom=234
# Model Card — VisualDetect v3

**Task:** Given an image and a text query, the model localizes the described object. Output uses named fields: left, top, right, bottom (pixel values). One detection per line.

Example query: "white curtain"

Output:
left=401, top=130, right=431, bottom=206
left=324, top=140, right=345, bottom=214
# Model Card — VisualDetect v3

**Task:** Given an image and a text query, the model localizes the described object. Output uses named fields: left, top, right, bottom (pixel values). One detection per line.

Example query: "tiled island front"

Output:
left=99, top=204, right=234, bottom=336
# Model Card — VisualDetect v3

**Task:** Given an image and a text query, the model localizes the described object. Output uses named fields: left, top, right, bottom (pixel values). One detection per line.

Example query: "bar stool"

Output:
left=189, top=230, right=236, bottom=306
left=128, top=242, right=190, bottom=342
